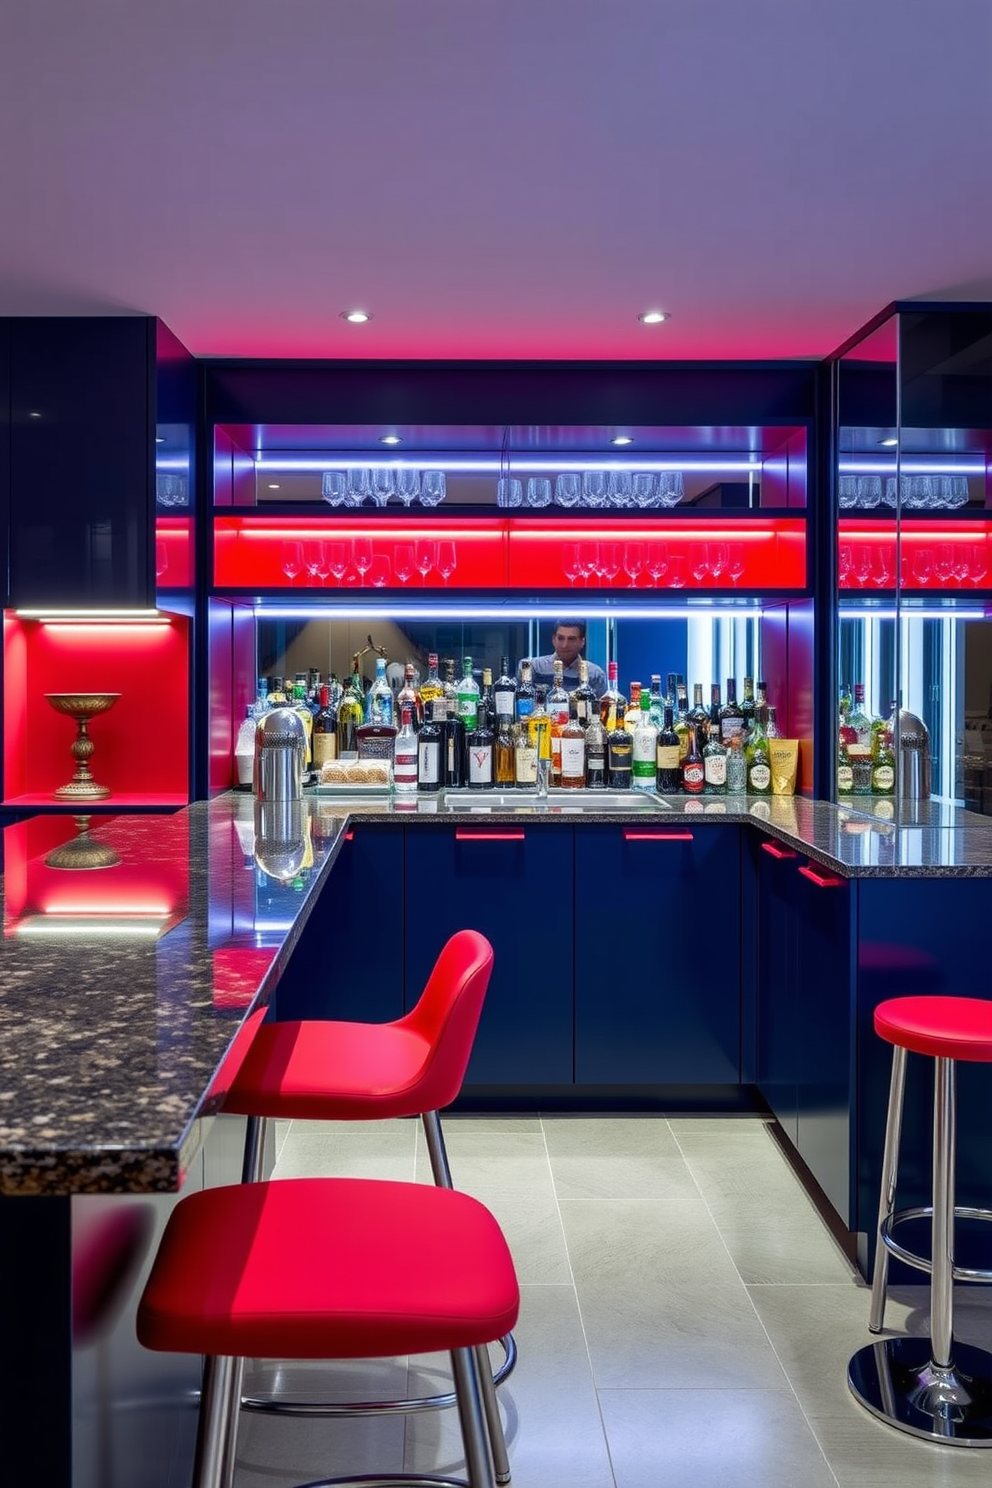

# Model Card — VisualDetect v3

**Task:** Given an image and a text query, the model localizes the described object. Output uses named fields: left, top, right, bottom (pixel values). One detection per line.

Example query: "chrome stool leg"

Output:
left=869, top=1045, right=907, bottom=1333
left=849, top=1055, right=992, bottom=1443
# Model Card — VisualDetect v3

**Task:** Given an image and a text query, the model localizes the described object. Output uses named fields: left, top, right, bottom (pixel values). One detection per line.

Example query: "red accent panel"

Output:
left=154, top=517, right=193, bottom=589
left=209, top=600, right=236, bottom=796
left=3, top=614, right=189, bottom=803
left=798, top=864, right=844, bottom=888
left=875, top=995, right=992, bottom=1063
left=454, top=830, right=525, bottom=841
left=623, top=830, right=694, bottom=840
left=211, top=948, right=278, bottom=1011
left=839, top=519, right=992, bottom=592
left=761, top=840, right=797, bottom=859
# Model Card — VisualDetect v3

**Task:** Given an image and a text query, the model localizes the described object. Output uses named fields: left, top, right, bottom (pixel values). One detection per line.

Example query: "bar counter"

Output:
left=3, top=790, right=992, bottom=1197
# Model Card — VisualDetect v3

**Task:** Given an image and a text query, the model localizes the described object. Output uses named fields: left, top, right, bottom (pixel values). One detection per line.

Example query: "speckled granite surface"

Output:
left=4, top=789, right=992, bottom=1196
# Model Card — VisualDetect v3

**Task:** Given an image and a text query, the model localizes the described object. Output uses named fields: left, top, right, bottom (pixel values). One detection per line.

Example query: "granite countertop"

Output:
left=4, top=789, right=992, bottom=1197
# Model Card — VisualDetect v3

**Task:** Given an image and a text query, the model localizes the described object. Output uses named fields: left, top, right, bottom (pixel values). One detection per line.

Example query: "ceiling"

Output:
left=1, top=1, right=990, bottom=363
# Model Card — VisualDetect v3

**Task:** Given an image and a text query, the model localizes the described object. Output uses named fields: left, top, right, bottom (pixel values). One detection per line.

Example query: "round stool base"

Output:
left=849, top=1338, right=992, bottom=1445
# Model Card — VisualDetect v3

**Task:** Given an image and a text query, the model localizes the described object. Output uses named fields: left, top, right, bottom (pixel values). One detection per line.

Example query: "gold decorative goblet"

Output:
left=44, top=815, right=121, bottom=869
left=45, top=693, right=121, bottom=800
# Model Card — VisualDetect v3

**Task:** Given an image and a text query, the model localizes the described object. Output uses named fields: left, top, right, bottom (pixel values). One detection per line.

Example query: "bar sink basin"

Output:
left=442, top=789, right=667, bottom=812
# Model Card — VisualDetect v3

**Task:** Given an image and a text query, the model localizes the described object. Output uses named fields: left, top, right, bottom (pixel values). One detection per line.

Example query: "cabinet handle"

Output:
left=454, top=831, right=526, bottom=841
left=798, top=864, right=844, bottom=888
left=622, top=830, right=694, bottom=841
left=761, top=841, right=797, bottom=860
left=344, top=830, right=354, bottom=841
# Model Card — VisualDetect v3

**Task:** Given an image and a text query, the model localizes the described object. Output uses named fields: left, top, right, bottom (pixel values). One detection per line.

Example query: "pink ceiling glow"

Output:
left=1, top=0, right=990, bottom=361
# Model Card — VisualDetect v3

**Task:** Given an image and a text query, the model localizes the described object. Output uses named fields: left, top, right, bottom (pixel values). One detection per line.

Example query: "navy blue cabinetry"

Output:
left=753, top=837, right=801, bottom=1142
left=404, top=826, right=574, bottom=1085
left=276, top=826, right=405, bottom=1023
left=574, top=824, right=741, bottom=1084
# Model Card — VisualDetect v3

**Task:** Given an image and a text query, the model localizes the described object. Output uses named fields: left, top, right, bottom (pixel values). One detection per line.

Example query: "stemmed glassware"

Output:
left=727, top=543, right=745, bottom=586
left=281, top=541, right=303, bottom=585
left=353, top=538, right=374, bottom=586
left=599, top=543, right=620, bottom=586
left=155, top=540, right=168, bottom=581
left=420, top=471, right=446, bottom=507
left=579, top=543, right=600, bottom=587
left=853, top=545, right=872, bottom=588
left=346, top=467, right=371, bottom=507
left=304, top=541, right=325, bottom=585
left=667, top=554, right=686, bottom=588
left=838, top=544, right=852, bottom=588
left=369, top=469, right=395, bottom=508
left=555, top=473, right=581, bottom=508
left=709, top=543, right=729, bottom=584
left=913, top=547, right=933, bottom=586
left=322, top=471, right=347, bottom=506
left=562, top=543, right=582, bottom=586
left=436, top=541, right=457, bottom=585
left=871, top=548, right=892, bottom=587
left=395, top=469, right=420, bottom=507
left=646, top=542, right=668, bottom=586
left=934, top=544, right=955, bottom=586
left=690, top=544, right=710, bottom=586
left=632, top=473, right=655, bottom=509
left=393, top=543, right=415, bottom=584
left=368, top=554, right=391, bottom=588
left=415, top=539, right=436, bottom=585
left=328, top=541, right=350, bottom=585
left=968, top=544, right=988, bottom=586
left=624, top=541, right=643, bottom=588
left=316, top=545, right=333, bottom=586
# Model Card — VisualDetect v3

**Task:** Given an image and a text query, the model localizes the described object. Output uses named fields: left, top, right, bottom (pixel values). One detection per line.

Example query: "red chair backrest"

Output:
left=398, top=929, right=494, bottom=1110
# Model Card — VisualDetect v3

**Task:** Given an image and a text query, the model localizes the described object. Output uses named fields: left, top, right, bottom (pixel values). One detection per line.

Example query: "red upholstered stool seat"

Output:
left=874, top=995, right=992, bottom=1062
left=138, top=1177, right=520, bottom=1360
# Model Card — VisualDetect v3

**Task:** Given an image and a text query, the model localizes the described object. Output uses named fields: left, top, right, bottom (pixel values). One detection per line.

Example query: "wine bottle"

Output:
left=312, top=684, right=338, bottom=768
left=681, top=716, right=705, bottom=795
left=572, top=659, right=597, bottom=726
left=559, top=711, right=586, bottom=789
left=479, top=667, right=496, bottom=730
left=466, top=709, right=494, bottom=789
left=417, top=701, right=443, bottom=792
left=494, top=655, right=518, bottom=725
left=655, top=706, right=681, bottom=793
left=584, top=712, right=606, bottom=788
left=456, top=656, right=479, bottom=732
left=606, top=697, right=633, bottom=789
left=719, top=678, right=744, bottom=744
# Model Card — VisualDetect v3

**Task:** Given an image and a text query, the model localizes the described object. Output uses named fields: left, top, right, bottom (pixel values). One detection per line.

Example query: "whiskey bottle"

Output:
left=599, top=661, right=627, bottom=732
left=494, top=718, right=516, bottom=786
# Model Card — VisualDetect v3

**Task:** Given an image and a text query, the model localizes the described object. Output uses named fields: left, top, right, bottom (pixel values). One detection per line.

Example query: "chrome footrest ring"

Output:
left=881, top=1206, right=992, bottom=1283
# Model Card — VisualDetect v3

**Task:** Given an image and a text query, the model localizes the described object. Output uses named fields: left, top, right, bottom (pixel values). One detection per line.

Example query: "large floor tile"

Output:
left=273, top=1130, right=417, bottom=1181
left=470, top=1190, right=573, bottom=1285
left=404, top=1284, right=616, bottom=1488
left=717, top=1213, right=859, bottom=1286
left=600, top=1387, right=839, bottom=1488
left=811, top=1410, right=992, bottom=1488
left=561, top=1199, right=789, bottom=1389
left=234, top=1407, right=406, bottom=1487
left=748, top=1282, right=892, bottom=1420
left=542, top=1114, right=681, bottom=1157
left=415, top=1140, right=554, bottom=1198
left=551, top=1151, right=701, bottom=1202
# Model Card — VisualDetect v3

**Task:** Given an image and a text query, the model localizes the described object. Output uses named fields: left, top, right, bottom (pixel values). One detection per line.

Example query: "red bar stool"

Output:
left=848, top=995, right=992, bottom=1444
left=137, top=1175, right=520, bottom=1488
left=218, top=929, right=516, bottom=1479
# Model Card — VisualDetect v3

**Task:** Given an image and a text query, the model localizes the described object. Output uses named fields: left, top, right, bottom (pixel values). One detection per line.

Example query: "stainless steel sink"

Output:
left=442, top=789, right=667, bottom=811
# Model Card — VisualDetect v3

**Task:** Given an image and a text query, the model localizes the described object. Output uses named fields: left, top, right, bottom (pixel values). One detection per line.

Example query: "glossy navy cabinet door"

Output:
left=404, top=825, right=574, bottom=1085
left=753, top=835, right=801, bottom=1143
left=6, top=317, right=158, bottom=607
left=276, top=826, right=405, bottom=1023
left=574, top=824, right=741, bottom=1083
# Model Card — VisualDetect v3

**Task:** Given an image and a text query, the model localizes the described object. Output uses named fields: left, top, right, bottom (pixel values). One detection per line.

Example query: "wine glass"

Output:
left=393, top=543, right=415, bottom=585
left=667, top=554, right=687, bottom=588
left=420, top=470, right=446, bottom=507
left=580, top=542, right=600, bottom=586
left=709, top=542, right=729, bottom=584
left=657, top=472, right=685, bottom=507
left=690, top=543, right=710, bottom=586
left=345, top=467, right=371, bottom=507
left=369, top=468, right=395, bottom=508
left=969, top=543, right=988, bottom=587
left=281, top=541, right=303, bottom=585
left=913, top=547, right=933, bottom=586
left=952, top=546, right=971, bottom=585
left=328, top=541, right=350, bottom=585
left=316, top=545, right=332, bottom=586
left=555, top=473, right=581, bottom=508
left=624, top=541, right=644, bottom=588
left=853, top=545, right=871, bottom=587
left=727, top=543, right=745, bottom=586
left=321, top=471, right=347, bottom=506
left=871, top=548, right=892, bottom=587
left=415, top=539, right=436, bottom=585
left=599, top=542, right=620, bottom=586
left=437, top=541, right=457, bottom=585
left=582, top=471, right=608, bottom=508
left=608, top=471, right=632, bottom=507
left=353, top=537, right=374, bottom=586
left=934, top=543, right=954, bottom=586
left=304, top=541, right=325, bottom=584
left=155, top=540, right=168, bottom=580
left=632, top=473, right=655, bottom=509
left=646, top=541, right=669, bottom=586
left=838, top=543, right=852, bottom=588
left=562, top=543, right=581, bottom=586
left=395, top=469, right=420, bottom=507
left=368, top=553, right=391, bottom=588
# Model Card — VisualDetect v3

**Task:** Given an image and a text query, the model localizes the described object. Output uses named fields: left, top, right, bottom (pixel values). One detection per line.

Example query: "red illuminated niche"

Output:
left=155, top=517, right=194, bottom=589
left=3, top=613, right=191, bottom=807
left=213, top=515, right=807, bottom=592
left=838, top=520, right=992, bottom=591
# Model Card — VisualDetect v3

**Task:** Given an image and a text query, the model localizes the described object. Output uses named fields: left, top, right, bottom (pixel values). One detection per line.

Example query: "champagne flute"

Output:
left=353, top=537, right=374, bottom=586
left=853, top=545, right=871, bottom=587
left=913, top=547, right=933, bottom=587
left=316, top=545, right=332, bottom=586
left=624, top=541, right=644, bottom=588
left=690, top=543, right=710, bottom=586
left=437, top=541, right=457, bottom=585
left=304, top=541, right=324, bottom=584
left=599, top=542, right=620, bottom=586
left=934, top=544, right=954, bottom=586
left=281, top=541, right=303, bottom=586
left=646, top=541, right=668, bottom=586
left=393, top=543, right=415, bottom=585
left=838, top=544, right=852, bottom=588
left=328, top=541, right=350, bottom=586
left=871, top=547, right=892, bottom=587
left=562, top=543, right=581, bottom=586
left=709, top=542, right=728, bottom=584
left=580, top=542, right=600, bottom=587
left=727, top=543, right=745, bottom=586
left=368, top=553, right=391, bottom=588
left=415, top=539, right=436, bottom=585
left=969, top=543, right=988, bottom=587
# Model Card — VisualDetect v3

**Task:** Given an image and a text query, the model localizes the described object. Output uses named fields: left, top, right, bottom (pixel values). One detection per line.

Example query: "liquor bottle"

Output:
left=312, top=684, right=338, bottom=768
left=655, top=706, right=681, bottom=793
left=366, top=656, right=394, bottom=726
left=420, top=653, right=444, bottom=713
left=689, top=683, right=708, bottom=743
left=848, top=683, right=872, bottom=744
left=336, top=671, right=365, bottom=757
left=741, top=676, right=756, bottom=741
left=516, top=660, right=536, bottom=722
left=681, top=716, right=705, bottom=794
left=291, top=679, right=314, bottom=766
left=745, top=708, right=772, bottom=794
left=442, top=657, right=459, bottom=716
left=708, top=682, right=722, bottom=733
left=307, top=667, right=321, bottom=699
left=631, top=692, right=658, bottom=791
left=393, top=705, right=418, bottom=794
left=702, top=720, right=727, bottom=793
left=719, top=678, right=744, bottom=744
left=572, top=659, right=597, bottom=726
left=674, top=681, right=690, bottom=763
left=584, top=711, right=607, bottom=788
left=725, top=734, right=747, bottom=793
left=515, top=711, right=539, bottom=788
left=837, top=737, right=854, bottom=796
left=417, top=701, right=443, bottom=792
left=648, top=674, right=666, bottom=730
left=235, top=703, right=260, bottom=786
left=765, top=705, right=781, bottom=740
left=479, top=667, right=496, bottom=730
left=466, top=709, right=494, bottom=789
left=547, top=659, right=570, bottom=784
left=599, top=661, right=627, bottom=732
left=266, top=675, right=288, bottom=705
left=456, top=655, right=480, bottom=732
left=846, top=682, right=873, bottom=793
left=527, top=687, right=552, bottom=781
left=559, top=711, right=587, bottom=789
left=494, top=655, right=517, bottom=725
left=624, top=681, right=643, bottom=732
left=606, top=696, right=633, bottom=789
left=397, top=662, right=423, bottom=728
left=871, top=728, right=896, bottom=795
left=494, top=718, right=516, bottom=786
left=326, top=673, right=344, bottom=716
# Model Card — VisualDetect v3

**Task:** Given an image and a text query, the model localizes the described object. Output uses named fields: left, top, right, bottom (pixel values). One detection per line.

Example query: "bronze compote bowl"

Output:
left=45, top=693, right=120, bottom=800
left=44, top=815, right=121, bottom=870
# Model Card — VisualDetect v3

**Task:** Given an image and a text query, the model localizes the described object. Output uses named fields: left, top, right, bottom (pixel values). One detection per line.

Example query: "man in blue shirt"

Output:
left=519, top=620, right=607, bottom=697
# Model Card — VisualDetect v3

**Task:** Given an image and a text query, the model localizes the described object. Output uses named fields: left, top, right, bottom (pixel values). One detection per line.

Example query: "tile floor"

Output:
left=234, top=1112, right=992, bottom=1487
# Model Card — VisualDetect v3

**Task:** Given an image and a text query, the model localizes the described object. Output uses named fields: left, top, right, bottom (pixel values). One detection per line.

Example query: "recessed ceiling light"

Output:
left=379, top=435, right=402, bottom=446
left=638, top=311, right=669, bottom=325
left=28, top=410, right=42, bottom=418
left=340, top=309, right=372, bottom=324
left=879, top=437, right=899, bottom=447
left=611, top=435, right=633, bottom=446
left=268, top=483, right=281, bottom=490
